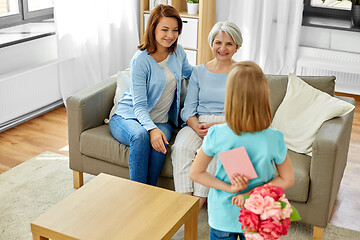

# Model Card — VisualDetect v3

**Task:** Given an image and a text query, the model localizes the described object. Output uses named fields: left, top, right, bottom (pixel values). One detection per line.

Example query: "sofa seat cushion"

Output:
left=80, top=124, right=175, bottom=178
left=284, top=150, right=311, bottom=203
left=80, top=125, right=129, bottom=167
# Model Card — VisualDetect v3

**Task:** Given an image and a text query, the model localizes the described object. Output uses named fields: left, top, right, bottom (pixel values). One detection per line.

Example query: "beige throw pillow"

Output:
left=104, top=69, right=130, bottom=123
left=271, top=73, right=354, bottom=156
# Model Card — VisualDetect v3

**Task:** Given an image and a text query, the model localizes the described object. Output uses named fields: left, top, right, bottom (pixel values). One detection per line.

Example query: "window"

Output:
left=304, top=0, right=351, bottom=19
left=0, top=0, right=54, bottom=28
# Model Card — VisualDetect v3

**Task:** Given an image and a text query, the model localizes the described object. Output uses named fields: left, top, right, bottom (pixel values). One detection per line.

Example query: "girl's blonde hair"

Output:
left=225, top=61, right=272, bottom=135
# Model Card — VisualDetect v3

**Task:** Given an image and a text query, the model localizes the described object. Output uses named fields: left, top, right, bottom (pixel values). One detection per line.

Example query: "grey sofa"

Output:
left=67, top=74, right=354, bottom=240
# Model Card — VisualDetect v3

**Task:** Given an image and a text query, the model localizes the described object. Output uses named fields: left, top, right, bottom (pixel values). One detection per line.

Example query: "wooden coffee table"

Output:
left=31, top=173, right=199, bottom=240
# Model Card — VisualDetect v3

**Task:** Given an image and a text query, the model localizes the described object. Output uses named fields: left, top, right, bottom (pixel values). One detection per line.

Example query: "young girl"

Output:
left=189, top=61, right=294, bottom=240
left=109, top=5, right=193, bottom=186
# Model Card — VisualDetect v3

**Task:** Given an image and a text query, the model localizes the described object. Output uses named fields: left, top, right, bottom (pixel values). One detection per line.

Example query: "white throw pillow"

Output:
left=104, top=69, right=130, bottom=123
left=271, top=73, right=354, bottom=156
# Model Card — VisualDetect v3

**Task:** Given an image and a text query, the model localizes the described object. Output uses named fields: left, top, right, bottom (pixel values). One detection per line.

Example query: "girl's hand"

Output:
left=229, top=173, right=249, bottom=193
left=232, top=194, right=245, bottom=209
left=149, top=128, right=169, bottom=154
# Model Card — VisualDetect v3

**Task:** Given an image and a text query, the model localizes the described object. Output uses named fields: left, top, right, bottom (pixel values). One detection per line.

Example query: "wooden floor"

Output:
left=0, top=106, right=68, bottom=173
left=0, top=95, right=360, bottom=232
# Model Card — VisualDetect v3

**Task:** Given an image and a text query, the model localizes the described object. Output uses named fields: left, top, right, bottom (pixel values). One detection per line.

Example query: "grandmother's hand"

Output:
left=195, top=124, right=208, bottom=138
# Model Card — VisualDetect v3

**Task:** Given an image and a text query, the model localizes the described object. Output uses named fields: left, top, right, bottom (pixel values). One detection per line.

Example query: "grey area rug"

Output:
left=0, top=151, right=359, bottom=240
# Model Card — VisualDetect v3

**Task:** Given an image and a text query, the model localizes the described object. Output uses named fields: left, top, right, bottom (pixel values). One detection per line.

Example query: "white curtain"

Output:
left=217, top=0, right=303, bottom=74
left=54, top=0, right=139, bottom=103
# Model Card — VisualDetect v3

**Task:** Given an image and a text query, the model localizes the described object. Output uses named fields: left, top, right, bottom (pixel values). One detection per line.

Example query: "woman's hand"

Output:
left=229, top=173, right=249, bottom=193
left=232, top=194, right=246, bottom=209
left=149, top=128, right=169, bottom=154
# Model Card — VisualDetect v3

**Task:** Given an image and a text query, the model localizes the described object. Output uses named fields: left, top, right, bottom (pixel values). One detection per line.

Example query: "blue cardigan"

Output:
left=115, top=44, right=193, bottom=131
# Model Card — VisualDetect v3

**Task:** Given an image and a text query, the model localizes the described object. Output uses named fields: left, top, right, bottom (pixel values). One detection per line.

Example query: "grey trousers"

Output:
left=171, top=114, right=225, bottom=197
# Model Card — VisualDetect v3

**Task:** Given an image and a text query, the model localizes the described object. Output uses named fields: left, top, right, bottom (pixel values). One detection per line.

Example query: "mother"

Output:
left=172, top=21, right=243, bottom=210
left=109, top=5, right=193, bottom=186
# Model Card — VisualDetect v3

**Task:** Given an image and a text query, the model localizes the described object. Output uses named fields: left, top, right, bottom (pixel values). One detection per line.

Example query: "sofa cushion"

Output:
left=80, top=124, right=176, bottom=178
left=80, top=125, right=129, bottom=167
left=284, top=150, right=311, bottom=203
left=105, top=69, right=131, bottom=123
left=266, top=74, right=336, bottom=117
left=271, top=73, right=354, bottom=156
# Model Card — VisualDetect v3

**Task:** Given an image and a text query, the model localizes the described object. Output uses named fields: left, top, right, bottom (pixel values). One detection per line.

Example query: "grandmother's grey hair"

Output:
left=208, top=21, right=243, bottom=49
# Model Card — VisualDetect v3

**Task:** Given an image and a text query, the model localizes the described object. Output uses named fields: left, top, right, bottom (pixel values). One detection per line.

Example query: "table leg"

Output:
left=32, top=232, right=49, bottom=240
left=184, top=203, right=199, bottom=240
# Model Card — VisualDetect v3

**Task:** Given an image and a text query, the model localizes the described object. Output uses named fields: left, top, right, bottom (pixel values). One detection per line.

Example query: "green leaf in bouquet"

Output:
left=279, top=200, right=287, bottom=209
left=243, top=194, right=250, bottom=202
left=290, top=206, right=301, bottom=221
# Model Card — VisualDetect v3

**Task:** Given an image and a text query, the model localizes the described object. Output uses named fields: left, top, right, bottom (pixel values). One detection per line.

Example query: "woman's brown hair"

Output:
left=138, top=4, right=182, bottom=54
left=224, top=61, right=272, bottom=135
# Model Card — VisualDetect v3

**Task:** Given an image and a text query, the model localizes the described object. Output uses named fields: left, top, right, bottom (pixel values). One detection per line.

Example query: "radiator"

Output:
left=296, top=47, right=360, bottom=95
left=0, top=61, right=62, bottom=132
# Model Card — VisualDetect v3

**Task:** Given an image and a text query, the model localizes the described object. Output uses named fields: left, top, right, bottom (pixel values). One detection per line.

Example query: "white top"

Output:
left=150, top=54, right=177, bottom=123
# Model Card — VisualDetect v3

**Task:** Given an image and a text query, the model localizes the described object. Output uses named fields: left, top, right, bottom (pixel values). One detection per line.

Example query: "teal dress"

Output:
left=202, top=123, right=287, bottom=233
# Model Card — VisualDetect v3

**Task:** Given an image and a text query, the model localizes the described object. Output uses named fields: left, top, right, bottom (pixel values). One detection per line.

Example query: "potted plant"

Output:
left=186, top=0, right=199, bottom=15
left=322, top=0, right=360, bottom=26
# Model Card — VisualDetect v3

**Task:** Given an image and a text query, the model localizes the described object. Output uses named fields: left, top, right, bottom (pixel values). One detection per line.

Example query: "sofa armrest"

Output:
left=66, top=77, right=117, bottom=171
left=306, top=96, right=355, bottom=227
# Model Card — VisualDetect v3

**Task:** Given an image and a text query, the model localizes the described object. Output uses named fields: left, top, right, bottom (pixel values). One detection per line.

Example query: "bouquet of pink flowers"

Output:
left=238, top=183, right=300, bottom=240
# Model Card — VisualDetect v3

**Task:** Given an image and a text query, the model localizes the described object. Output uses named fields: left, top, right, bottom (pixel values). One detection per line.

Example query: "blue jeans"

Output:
left=109, top=114, right=173, bottom=185
left=209, top=227, right=245, bottom=240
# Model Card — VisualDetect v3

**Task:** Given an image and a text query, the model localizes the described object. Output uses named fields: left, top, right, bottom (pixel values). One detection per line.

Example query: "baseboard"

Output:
left=0, top=99, right=64, bottom=133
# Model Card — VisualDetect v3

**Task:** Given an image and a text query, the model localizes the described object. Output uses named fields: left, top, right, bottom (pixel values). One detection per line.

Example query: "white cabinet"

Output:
left=178, top=17, right=198, bottom=49
left=184, top=49, right=197, bottom=66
